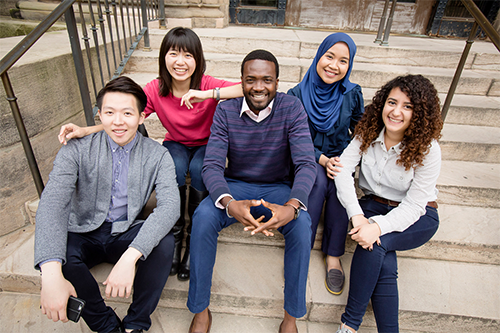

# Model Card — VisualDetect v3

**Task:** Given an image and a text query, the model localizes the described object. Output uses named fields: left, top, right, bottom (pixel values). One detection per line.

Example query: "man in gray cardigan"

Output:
left=34, top=76, right=179, bottom=333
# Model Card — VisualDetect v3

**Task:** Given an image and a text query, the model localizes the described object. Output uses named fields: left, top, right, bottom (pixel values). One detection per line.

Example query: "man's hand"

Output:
left=103, top=247, right=142, bottom=299
left=180, top=89, right=212, bottom=109
left=40, top=261, right=77, bottom=323
left=349, top=223, right=381, bottom=250
left=248, top=199, right=296, bottom=236
left=224, top=198, right=272, bottom=235
left=58, top=123, right=86, bottom=145
left=325, top=156, right=343, bottom=179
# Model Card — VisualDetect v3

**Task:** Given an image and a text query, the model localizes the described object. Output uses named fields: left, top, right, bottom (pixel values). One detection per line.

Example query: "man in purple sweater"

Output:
left=187, top=50, right=316, bottom=333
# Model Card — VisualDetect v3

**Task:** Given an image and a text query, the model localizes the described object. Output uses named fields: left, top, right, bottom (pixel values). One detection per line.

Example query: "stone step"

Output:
left=437, top=160, right=500, bottom=209
left=124, top=72, right=500, bottom=131
left=440, top=124, right=500, bottom=163
left=2, top=292, right=425, bottom=333
left=125, top=51, right=499, bottom=97
left=1, top=226, right=498, bottom=332
left=144, top=27, right=500, bottom=71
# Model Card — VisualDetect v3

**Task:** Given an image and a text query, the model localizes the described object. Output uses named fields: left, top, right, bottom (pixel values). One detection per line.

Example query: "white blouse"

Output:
left=335, top=129, right=441, bottom=236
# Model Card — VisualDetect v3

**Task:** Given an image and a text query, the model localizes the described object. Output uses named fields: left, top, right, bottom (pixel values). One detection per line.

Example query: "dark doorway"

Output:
left=229, top=0, right=287, bottom=26
left=428, top=0, right=500, bottom=38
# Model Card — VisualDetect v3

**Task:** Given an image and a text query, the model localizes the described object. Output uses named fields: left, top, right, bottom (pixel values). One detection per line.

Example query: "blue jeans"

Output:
left=187, top=179, right=312, bottom=318
left=341, top=197, right=439, bottom=332
left=162, top=141, right=206, bottom=191
left=308, top=163, right=349, bottom=256
left=63, top=222, right=174, bottom=332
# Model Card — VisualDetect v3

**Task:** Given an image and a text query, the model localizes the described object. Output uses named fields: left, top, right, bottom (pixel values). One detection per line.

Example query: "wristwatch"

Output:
left=285, top=202, right=300, bottom=220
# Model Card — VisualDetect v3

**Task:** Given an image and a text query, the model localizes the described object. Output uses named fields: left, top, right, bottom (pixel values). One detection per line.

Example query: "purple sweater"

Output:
left=202, top=92, right=316, bottom=207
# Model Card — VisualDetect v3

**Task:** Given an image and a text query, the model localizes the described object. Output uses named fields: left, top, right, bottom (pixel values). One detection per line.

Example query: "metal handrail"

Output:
left=441, top=0, right=500, bottom=120
left=1, top=0, right=165, bottom=197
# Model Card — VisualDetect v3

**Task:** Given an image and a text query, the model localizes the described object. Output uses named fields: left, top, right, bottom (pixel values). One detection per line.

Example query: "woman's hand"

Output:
left=325, top=156, right=343, bottom=179
left=180, top=89, right=212, bottom=109
left=349, top=222, right=381, bottom=250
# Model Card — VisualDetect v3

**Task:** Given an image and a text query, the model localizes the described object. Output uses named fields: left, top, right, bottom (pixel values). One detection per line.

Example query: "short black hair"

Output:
left=96, top=76, right=147, bottom=112
left=241, top=49, right=279, bottom=78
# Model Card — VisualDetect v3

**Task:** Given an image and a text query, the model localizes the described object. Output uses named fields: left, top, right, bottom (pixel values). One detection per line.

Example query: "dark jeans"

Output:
left=308, top=163, right=349, bottom=256
left=63, top=222, right=174, bottom=332
left=162, top=141, right=206, bottom=191
left=341, top=197, right=439, bottom=332
left=187, top=179, right=312, bottom=318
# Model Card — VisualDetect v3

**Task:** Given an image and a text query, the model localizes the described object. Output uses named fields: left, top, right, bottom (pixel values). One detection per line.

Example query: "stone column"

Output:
left=164, top=0, right=229, bottom=29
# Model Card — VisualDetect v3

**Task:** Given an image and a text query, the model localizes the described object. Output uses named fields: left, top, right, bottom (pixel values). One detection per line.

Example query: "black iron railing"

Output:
left=441, top=0, right=500, bottom=120
left=0, top=0, right=165, bottom=197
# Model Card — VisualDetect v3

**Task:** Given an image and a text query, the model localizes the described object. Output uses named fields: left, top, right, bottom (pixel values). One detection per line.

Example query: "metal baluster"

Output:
left=103, top=0, right=118, bottom=68
left=374, top=0, right=390, bottom=44
left=124, top=0, right=134, bottom=45
left=381, top=0, right=398, bottom=46
left=159, top=0, right=165, bottom=28
left=96, top=0, right=112, bottom=78
left=65, top=5, right=94, bottom=126
left=135, top=0, right=142, bottom=38
left=1, top=72, right=44, bottom=196
left=119, top=0, right=129, bottom=52
left=131, top=0, right=138, bottom=37
left=87, top=0, right=105, bottom=88
left=141, top=0, right=150, bottom=51
left=77, top=1, right=97, bottom=99
left=441, top=21, right=479, bottom=121
left=111, top=0, right=123, bottom=63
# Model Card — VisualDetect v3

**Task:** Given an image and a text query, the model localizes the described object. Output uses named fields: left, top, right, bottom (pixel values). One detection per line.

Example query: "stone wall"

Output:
left=285, top=0, right=434, bottom=35
left=164, top=0, right=229, bottom=28
left=0, top=32, right=115, bottom=237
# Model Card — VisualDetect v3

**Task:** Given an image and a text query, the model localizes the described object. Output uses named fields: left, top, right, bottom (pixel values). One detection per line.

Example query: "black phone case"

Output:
left=67, top=296, right=86, bottom=323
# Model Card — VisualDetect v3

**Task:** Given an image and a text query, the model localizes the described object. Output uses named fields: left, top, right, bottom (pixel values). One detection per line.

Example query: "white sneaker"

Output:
left=336, top=323, right=356, bottom=333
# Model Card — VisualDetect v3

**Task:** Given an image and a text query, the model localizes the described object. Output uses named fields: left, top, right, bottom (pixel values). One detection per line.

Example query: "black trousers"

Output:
left=63, top=222, right=174, bottom=332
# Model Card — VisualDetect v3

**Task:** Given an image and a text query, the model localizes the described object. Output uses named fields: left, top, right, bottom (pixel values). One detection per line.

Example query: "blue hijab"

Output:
left=299, top=33, right=357, bottom=133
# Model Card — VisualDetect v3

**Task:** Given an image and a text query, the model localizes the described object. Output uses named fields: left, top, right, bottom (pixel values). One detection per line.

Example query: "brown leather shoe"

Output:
left=278, top=321, right=298, bottom=333
left=188, top=308, right=212, bottom=333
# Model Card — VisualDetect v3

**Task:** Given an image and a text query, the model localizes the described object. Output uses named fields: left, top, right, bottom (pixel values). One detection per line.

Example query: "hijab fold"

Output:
left=299, top=33, right=357, bottom=133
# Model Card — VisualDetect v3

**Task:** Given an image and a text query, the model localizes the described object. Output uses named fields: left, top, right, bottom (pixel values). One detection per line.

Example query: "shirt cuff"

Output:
left=289, top=198, right=307, bottom=211
left=215, top=193, right=233, bottom=209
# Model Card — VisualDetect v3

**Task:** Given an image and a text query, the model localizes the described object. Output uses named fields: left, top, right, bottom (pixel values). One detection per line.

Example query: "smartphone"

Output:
left=67, top=296, right=85, bottom=323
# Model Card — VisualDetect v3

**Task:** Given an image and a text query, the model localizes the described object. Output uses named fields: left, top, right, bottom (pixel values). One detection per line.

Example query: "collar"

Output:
left=240, top=98, right=274, bottom=123
left=374, top=128, right=403, bottom=154
left=107, top=133, right=138, bottom=153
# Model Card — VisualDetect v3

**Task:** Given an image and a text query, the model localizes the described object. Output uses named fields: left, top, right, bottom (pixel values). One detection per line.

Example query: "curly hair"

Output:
left=354, top=74, right=443, bottom=170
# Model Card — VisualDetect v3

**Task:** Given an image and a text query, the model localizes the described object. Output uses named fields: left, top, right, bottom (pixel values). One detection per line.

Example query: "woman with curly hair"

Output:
left=334, top=74, right=443, bottom=333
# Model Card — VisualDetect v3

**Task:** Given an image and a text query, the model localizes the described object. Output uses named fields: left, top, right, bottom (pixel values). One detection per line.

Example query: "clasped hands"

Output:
left=223, top=197, right=296, bottom=237
left=349, top=215, right=382, bottom=251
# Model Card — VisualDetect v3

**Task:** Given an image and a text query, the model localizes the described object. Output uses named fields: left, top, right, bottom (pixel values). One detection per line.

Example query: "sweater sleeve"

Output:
left=34, top=142, right=79, bottom=269
left=287, top=100, right=317, bottom=208
left=202, top=103, right=231, bottom=203
left=129, top=148, right=180, bottom=259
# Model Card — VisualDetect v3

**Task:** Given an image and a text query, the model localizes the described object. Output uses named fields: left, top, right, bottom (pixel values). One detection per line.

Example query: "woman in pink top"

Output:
left=58, top=27, right=242, bottom=282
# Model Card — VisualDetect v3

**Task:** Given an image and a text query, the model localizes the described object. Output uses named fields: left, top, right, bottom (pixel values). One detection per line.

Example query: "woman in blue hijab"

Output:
left=288, top=32, right=364, bottom=295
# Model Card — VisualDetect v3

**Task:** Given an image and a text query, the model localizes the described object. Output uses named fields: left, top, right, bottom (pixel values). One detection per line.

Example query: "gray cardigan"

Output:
left=34, top=131, right=180, bottom=269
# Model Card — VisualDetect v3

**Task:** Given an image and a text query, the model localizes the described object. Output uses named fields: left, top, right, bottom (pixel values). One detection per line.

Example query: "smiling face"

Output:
left=316, top=42, right=350, bottom=85
left=165, top=47, right=196, bottom=84
left=241, top=59, right=279, bottom=114
left=382, top=87, right=413, bottom=141
left=99, top=91, right=145, bottom=146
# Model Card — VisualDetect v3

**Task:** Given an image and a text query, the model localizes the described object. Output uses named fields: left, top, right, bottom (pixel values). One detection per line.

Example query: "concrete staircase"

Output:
left=1, top=26, right=499, bottom=332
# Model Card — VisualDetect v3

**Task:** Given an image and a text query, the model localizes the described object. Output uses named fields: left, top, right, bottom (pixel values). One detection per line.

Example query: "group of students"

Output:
left=35, top=27, right=444, bottom=333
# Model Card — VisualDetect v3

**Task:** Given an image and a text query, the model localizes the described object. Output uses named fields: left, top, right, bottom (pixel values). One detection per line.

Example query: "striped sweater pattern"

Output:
left=202, top=92, right=317, bottom=207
